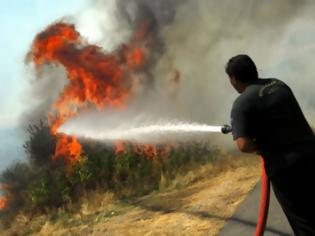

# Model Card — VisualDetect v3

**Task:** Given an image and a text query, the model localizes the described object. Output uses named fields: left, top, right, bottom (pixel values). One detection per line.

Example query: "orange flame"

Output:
left=134, top=144, right=158, bottom=159
left=115, top=141, right=128, bottom=155
left=52, top=134, right=82, bottom=164
left=30, top=22, right=151, bottom=164
left=0, top=197, right=8, bottom=210
left=0, top=184, right=9, bottom=210
left=114, top=142, right=168, bottom=160
left=114, top=142, right=161, bottom=159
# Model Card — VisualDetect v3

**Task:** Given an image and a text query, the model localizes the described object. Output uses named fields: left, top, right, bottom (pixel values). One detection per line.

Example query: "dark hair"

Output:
left=225, top=54, right=258, bottom=83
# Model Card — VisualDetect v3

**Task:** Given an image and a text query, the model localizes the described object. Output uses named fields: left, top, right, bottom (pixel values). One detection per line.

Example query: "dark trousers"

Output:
left=271, top=158, right=315, bottom=236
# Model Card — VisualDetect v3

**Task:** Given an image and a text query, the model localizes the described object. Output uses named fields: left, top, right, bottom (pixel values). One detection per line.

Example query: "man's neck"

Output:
left=240, top=78, right=260, bottom=93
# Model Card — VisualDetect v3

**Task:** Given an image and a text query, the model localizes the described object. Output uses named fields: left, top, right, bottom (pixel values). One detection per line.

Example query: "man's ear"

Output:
left=229, top=76, right=237, bottom=86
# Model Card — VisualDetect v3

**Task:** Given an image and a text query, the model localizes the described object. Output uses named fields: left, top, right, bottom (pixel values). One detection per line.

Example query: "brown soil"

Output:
left=34, top=156, right=261, bottom=236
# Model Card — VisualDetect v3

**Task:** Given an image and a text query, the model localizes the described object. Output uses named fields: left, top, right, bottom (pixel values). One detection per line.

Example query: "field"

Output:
left=1, top=152, right=260, bottom=236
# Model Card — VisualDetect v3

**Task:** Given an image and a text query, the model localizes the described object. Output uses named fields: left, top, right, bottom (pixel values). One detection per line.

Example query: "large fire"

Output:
left=30, top=22, right=153, bottom=163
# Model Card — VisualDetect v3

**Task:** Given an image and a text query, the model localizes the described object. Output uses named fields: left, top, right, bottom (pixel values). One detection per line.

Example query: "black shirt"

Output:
left=231, top=78, right=315, bottom=177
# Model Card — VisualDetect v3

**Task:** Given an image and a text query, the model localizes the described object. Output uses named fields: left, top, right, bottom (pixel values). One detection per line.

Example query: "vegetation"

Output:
left=0, top=121, right=220, bottom=230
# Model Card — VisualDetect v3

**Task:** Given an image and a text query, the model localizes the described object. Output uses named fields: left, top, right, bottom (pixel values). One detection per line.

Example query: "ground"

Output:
left=30, top=155, right=261, bottom=236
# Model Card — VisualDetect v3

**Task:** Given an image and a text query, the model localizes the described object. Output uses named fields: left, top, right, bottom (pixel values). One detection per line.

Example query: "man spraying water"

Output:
left=225, top=54, right=315, bottom=235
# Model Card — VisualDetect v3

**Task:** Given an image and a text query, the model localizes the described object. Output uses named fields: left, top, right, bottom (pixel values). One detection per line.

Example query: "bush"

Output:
left=0, top=162, right=34, bottom=210
left=23, top=120, right=56, bottom=168
left=0, top=162, right=34, bottom=226
left=1, top=120, right=219, bottom=228
left=28, top=169, right=72, bottom=210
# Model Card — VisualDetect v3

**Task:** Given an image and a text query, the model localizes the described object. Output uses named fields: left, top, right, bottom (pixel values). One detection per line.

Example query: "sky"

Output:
left=0, top=0, right=88, bottom=128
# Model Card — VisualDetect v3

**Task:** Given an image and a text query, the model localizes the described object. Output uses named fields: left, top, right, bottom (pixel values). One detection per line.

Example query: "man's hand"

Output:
left=235, top=137, right=258, bottom=153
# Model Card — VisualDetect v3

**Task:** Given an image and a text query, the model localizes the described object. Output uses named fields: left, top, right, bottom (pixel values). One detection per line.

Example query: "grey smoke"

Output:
left=25, top=0, right=315, bottom=148
left=20, top=64, right=68, bottom=128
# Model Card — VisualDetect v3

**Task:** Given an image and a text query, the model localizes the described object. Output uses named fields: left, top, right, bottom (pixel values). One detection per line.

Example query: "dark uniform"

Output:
left=231, top=78, right=315, bottom=236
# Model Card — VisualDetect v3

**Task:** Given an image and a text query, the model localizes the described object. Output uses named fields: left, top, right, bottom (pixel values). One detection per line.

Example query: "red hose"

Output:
left=255, top=157, right=270, bottom=236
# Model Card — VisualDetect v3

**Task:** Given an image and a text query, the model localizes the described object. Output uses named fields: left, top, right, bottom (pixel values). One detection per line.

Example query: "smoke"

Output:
left=21, top=65, right=68, bottom=127
left=24, top=0, right=315, bottom=147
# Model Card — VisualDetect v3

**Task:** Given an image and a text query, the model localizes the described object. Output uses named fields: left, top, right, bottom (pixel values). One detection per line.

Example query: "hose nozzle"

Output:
left=221, top=124, right=232, bottom=134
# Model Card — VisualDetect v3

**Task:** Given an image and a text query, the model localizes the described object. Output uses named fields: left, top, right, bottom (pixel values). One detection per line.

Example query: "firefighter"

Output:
left=225, top=54, right=315, bottom=236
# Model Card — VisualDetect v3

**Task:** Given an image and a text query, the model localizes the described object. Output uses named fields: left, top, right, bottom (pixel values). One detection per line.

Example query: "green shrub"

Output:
left=0, top=162, right=34, bottom=211
left=23, top=121, right=56, bottom=168
left=27, top=168, right=72, bottom=210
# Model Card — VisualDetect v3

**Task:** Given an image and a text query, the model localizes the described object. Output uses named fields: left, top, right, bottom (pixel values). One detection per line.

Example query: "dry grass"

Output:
left=1, top=154, right=261, bottom=236
left=164, top=152, right=259, bottom=190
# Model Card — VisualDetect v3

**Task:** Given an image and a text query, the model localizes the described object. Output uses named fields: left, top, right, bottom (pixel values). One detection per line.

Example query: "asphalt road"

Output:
left=219, top=180, right=294, bottom=236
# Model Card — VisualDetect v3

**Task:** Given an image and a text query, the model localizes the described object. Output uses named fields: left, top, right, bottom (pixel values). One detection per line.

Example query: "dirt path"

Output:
left=37, top=158, right=261, bottom=236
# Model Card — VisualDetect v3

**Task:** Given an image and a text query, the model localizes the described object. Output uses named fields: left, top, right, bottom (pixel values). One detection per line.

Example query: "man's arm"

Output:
left=235, top=137, right=258, bottom=153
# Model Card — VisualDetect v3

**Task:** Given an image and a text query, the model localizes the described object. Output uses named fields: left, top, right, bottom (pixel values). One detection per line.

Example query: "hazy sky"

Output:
left=0, top=0, right=88, bottom=128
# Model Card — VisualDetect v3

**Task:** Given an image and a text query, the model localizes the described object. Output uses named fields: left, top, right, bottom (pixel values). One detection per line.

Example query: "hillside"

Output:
left=2, top=155, right=261, bottom=236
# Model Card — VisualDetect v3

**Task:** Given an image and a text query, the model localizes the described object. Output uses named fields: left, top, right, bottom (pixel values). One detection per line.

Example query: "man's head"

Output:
left=225, top=54, right=258, bottom=93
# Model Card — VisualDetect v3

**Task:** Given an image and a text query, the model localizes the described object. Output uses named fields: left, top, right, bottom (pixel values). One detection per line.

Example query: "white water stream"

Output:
left=59, top=121, right=222, bottom=143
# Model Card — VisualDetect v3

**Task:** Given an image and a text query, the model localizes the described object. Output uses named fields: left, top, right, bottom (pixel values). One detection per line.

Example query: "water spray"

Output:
left=59, top=121, right=232, bottom=143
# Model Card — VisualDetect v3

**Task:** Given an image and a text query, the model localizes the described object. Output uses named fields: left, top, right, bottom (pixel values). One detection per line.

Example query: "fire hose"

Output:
left=221, top=125, right=270, bottom=236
